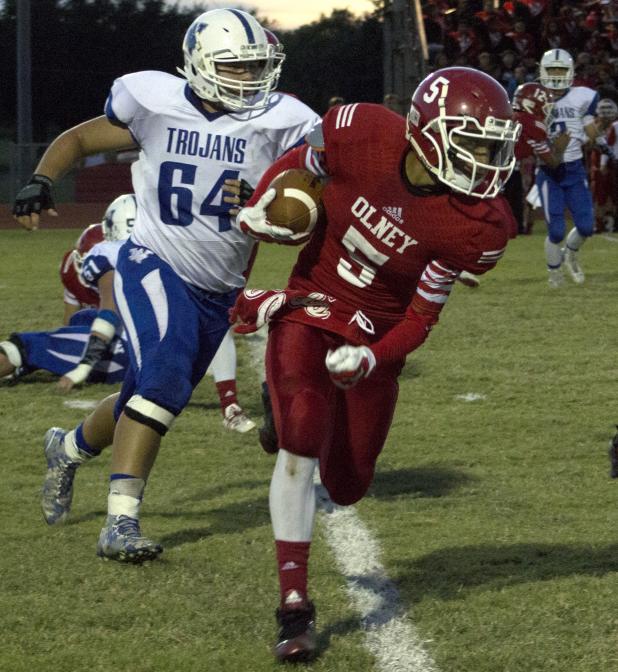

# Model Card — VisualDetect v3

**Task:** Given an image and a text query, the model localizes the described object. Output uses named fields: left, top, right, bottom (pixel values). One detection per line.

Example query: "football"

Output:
left=266, top=169, right=324, bottom=235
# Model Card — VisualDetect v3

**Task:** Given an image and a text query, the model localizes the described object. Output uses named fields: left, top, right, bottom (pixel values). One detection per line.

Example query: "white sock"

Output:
left=63, top=429, right=90, bottom=464
left=210, top=329, right=237, bottom=382
left=270, top=449, right=317, bottom=541
left=566, top=228, right=586, bottom=252
left=544, top=237, right=563, bottom=269
left=107, top=478, right=145, bottom=519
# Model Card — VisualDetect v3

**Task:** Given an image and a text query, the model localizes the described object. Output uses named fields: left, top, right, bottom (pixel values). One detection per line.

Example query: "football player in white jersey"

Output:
left=1, top=195, right=135, bottom=393
left=537, top=49, right=610, bottom=287
left=13, top=8, right=320, bottom=560
left=56, top=194, right=136, bottom=392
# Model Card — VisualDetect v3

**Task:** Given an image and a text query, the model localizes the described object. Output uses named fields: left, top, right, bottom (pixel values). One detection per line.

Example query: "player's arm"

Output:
left=325, top=260, right=460, bottom=388
left=585, top=119, right=606, bottom=142
left=13, top=116, right=136, bottom=230
left=326, top=247, right=505, bottom=388
left=57, top=271, right=121, bottom=392
left=583, top=93, right=612, bottom=141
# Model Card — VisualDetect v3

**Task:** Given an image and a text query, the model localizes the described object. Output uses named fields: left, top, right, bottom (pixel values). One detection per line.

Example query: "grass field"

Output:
left=1, top=225, right=618, bottom=672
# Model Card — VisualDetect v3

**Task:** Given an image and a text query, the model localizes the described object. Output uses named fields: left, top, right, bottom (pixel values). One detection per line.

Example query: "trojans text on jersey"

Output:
left=165, top=127, right=247, bottom=163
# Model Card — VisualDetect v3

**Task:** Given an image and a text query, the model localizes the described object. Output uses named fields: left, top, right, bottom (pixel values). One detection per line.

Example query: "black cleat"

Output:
left=259, top=381, right=279, bottom=454
left=609, top=428, right=618, bottom=478
left=274, top=601, right=317, bottom=664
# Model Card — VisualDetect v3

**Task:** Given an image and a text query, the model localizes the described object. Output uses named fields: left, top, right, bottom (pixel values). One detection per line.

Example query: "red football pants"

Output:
left=266, top=321, right=402, bottom=505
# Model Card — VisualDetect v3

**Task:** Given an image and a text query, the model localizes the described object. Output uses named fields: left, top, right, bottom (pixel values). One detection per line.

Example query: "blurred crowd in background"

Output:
left=423, top=0, right=618, bottom=99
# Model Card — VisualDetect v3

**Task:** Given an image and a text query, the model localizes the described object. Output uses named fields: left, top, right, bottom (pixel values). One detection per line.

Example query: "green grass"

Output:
left=1, top=226, right=618, bottom=671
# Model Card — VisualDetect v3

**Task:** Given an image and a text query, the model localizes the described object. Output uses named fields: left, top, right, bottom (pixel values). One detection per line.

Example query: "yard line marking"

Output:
left=600, top=234, right=618, bottom=244
left=63, top=399, right=99, bottom=410
left=316, top=482, right=438, bottom=672
left=245, top=328, right=438, bottom=672
left=454, top=392, right=486, bottom=402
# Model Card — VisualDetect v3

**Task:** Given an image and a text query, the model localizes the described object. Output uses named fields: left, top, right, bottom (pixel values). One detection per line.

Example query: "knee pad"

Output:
left=0, top=335, right=26, bottom=368
left=124, top=394, right=176, bottom=436
left=547, top=217, right=566, bottom=244
left=573, top=214, right=594, bottom=238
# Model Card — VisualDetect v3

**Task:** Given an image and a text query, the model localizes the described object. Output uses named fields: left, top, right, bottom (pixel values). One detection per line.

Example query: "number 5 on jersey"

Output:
left=337, top=225, right=389, bottom=288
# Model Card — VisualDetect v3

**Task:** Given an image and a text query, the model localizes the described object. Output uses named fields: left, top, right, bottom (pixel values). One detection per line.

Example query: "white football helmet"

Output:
left=539, top=49, right=574, bottom=91
left=178, top=9, right=284, bottom=111
left=102, top=194, right=137, bottom=242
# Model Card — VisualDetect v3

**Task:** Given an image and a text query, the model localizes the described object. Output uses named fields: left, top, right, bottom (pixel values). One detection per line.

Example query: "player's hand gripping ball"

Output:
left=238, top=169, right=324, bottom=244
left=265, top=169, right=324, bottom=241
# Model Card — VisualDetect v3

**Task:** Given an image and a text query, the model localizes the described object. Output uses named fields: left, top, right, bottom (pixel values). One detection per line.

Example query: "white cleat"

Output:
left=562, top=247, right=585, bottom=284
left=222, top=403, right=256, bottom=433
left=547, top=268, right=565, bottom=289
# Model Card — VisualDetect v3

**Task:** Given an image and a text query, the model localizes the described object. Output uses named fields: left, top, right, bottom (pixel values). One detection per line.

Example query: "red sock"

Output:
left=276, top=540, right=310, bottom=608
left=216, top=379, right=237, bottom=413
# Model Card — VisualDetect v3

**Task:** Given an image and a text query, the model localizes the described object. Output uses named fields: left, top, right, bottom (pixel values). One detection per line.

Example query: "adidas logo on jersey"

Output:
left=382, top=205, right=403, bottom=224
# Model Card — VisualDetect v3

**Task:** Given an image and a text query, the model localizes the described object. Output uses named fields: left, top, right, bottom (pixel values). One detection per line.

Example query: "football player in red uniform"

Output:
left=234, top=67, right=521, bottom=663
left=60, top=222, right=105, bottom=324
left=509, top=81, right=570, bottom=235
left=590, top=99, right=617, bottom=233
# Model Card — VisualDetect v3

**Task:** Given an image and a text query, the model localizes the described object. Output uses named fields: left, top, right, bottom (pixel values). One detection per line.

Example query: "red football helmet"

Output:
left=512, top=82, right=554, bottom=126
left=73, top=222, right=105, bottom=272
left=264, top=28, right=283, bottom=53
left=406, top=67, right=521, bottom=198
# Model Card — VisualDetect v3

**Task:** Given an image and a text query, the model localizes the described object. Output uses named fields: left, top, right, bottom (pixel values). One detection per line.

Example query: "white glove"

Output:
left=237, top=188, right=300, bottom=242
left=325, top=345, right=376, bottom=389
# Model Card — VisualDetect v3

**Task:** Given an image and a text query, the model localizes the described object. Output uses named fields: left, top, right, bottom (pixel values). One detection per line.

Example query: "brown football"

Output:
left=266, top=169, right=324, bottom=235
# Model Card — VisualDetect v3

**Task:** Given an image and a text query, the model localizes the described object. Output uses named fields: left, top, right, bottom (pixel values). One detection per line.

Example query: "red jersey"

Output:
left=248, top=104, right=515, bottom=363
left=59, top=249, right=100, bottom=308
left=514, top=112, right=552, bottom=162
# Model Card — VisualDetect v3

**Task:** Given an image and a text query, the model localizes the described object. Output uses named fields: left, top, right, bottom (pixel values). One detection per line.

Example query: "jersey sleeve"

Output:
left=370, top=223, right=508, bottom=367
left=81, top=250, right=114, bottom=288
left=103, top=71, right=159, bottom=145
left=104, top=75, right=142, bottom=127
left=524, top=117, right=552, bottom=162
left=370, top=259, right=459, bottom=364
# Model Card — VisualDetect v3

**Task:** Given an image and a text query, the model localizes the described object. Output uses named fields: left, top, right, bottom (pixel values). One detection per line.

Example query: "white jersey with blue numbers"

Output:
left=81, top=240, right=125, bottom=291
left=105, top=70, right=320, bottom=292
left=547, top=86, right=599, bottom=163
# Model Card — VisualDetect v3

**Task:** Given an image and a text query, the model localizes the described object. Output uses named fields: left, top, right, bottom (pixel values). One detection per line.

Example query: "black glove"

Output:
left=12, top=174, right=55, bottom=217
left=238, top=179, right=255, bottom=207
